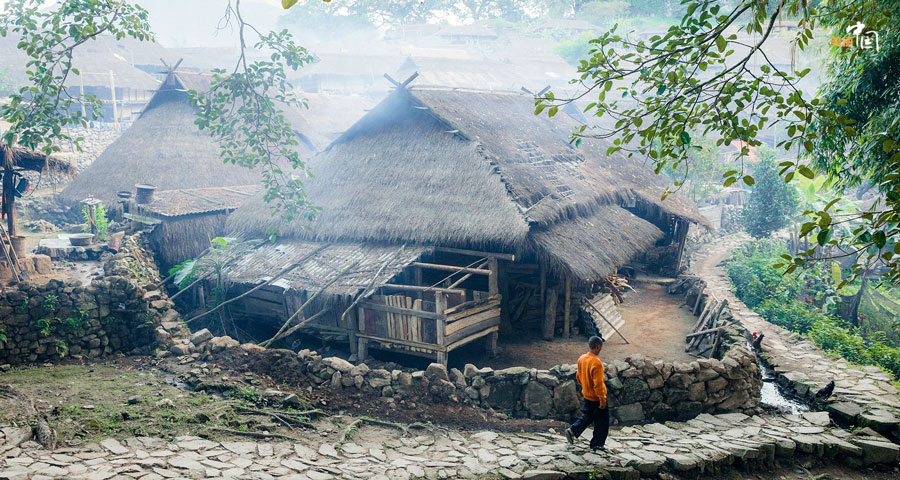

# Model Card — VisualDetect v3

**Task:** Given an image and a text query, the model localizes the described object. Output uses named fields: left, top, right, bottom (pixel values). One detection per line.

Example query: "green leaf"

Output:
left=679, top=131, right=691, bottom=145
left=816, top=228, right=832, bottom=246
left=798, top=165, right=815, bottom=179
left=742, top=175, right=755, bottom=186
left=873, top=231, right=887, bottom=249
left=281, top=0, right=299, bottom=9
left=715, top=34, right=726, bottom=52
left=656, top=85, right=666, bottom=95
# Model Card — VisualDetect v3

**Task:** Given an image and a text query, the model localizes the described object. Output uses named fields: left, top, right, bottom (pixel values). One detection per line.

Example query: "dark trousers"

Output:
left=569, top=400, right=609, bottom=449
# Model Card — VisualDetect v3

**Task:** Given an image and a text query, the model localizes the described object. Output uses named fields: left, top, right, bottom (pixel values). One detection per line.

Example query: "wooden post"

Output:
left=486, top=331, right=498, bottom=358
left=563, top=275, right=572, bottom=338
left=108, top=70, right=118, bottom=126
left=79, top=74, right=86, bottom=118
left=488, top=258, right=499, bottom=296
left=435, top=293, right=447, bottom=366
left=539, top=262, right=546, bottom=315
left=357, top=306, right=368, bottom=361
left=2, top=166, right=15, bottom=237
left=348, top=304, right=358, bottom=355
left=542, top=288, right=557, bottom=340
left=413, top=266, right=422, bottom=300
left=673, top=220, right=689, bottom=273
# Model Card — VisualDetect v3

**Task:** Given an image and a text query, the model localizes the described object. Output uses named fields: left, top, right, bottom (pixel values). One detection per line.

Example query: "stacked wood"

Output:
left=599, top=271, right=634, bottom=304
left=684, top=296, right=731, bottom=358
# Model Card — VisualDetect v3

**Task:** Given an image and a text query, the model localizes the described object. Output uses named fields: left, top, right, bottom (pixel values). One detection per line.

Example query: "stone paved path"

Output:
left=2, top=409, right=899, bottom=479
left=691, top=233, right=900, bottom=437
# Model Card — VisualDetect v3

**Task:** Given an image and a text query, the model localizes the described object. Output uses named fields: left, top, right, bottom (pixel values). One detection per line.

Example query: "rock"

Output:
left=397, top=372, right=413, bottom=387
left=322, top=357, right=354, bottom=373
left=100, top=438, right=129, bottom=455
left=493, top=367, right=530, bottom=385
left=802, top=411, right=832, bottom=427
left=827, top=402, right=864, bottom=424
left=331, top=371, right=342, bottom=389
left=707, top=377, right=728, bottom=393
left=349, top=363, right=370, bottom=377
left=851, top=438, right=900, bottom=465
left=169, top=343, right=190, bottom=356
left=614, top=403, right=644, bottom=423
left=858, top=410, right=900, bottom=435
left=522, top=381, right=552, bottom=418
left=464, top=363, right=479, bottom=379
left=425, top=363, right=449, bottom=382
left=471, top=375, right=486, bottom=389
left=485, top=379, right=521, bottom=410
left=208, top=336, right=239, bottom=352
left=281, top=394, right=303, bottom=409
left=553, top=380, right=580, bottom=414
left=156, top=398, right=174, bottom=408
left=464, top=387, right=480, bottom=400
left=665, top=453, right=700, bottom=471
left=449, top=368, right=467, bottom=388
left=367, top=369, right=391, bottom=388
left=697, top=368, right=719, bottom=382
left=521, top=470, right=565, bottom=480
left=127, top=395, right=141, bottom=405
left=621, top=378, right=649, bottom=404
left=189, top=328, right=213, bottom=345
left=687, top=382, right=707, bottom=402
left=646, top=375, right=664, bottom=390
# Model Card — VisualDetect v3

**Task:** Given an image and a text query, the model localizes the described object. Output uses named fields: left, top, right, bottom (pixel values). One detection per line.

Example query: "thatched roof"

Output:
left=1, top=145, right=75, bottom=177
left=226, top=241, right=430, bottom=296
left=58, top=71, right=253, bottom=205
left=138, top=185, right=260, bottom=218
left=227, top=86, right=706, bottom=281
left=0, top=34, right=160, bottom=92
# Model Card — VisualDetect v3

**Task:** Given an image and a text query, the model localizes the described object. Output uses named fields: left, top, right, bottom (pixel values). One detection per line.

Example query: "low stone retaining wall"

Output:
left=181, top=325, right=762, bottom=424
left=0, top=235, right=175, bottom=366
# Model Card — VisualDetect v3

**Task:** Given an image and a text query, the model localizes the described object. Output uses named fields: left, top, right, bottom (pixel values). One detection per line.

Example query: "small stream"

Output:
left=748, top=340, right=810, bottom=415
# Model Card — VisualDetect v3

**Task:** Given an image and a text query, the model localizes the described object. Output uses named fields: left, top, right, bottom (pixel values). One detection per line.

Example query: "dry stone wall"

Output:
left=0, top=235, right=175, bottom=366
left=183, top=329, right=762, bottom=424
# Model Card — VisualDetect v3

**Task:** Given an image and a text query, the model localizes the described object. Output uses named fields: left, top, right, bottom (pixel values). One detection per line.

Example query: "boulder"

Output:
left=687, top=381, right=707, bottom=402
left=493, top=366, right=531, bottom=385
left=350, top=363, right=370, bottom=377
left=425, top=363, right=449, bottom=382
left=486, top=379, right=522, bottom=411
left=707, top=377, right=728, bottom=393
left=522, top=381, right=553, bottom=418
left=621, top=378, right=650, bottom=404
left=615, top=403, right=644, bottom=423
left=322, top=357, right=354, bottom=373
left=368, top=369, right=392, bottom=388
left=169, top=343, right=190, bottom=356
left=449, top=368, right=467, bottom=388
left=189, top=328, right=213, bottom=346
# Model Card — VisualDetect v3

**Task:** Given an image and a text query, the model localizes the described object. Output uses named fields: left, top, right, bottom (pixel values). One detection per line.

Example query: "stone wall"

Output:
left=181, top=326, right=762, bottom=425
left=0, top=235, right=175, bottom=366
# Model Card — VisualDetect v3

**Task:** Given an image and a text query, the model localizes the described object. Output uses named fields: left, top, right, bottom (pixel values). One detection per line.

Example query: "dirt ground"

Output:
left=451, top=281, right=697, bottom=370
left=701, top=462, right=899, bottom=480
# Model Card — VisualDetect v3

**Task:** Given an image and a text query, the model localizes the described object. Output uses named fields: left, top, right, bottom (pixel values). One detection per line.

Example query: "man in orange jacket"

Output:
left=565, top=335, right=609, bottom=450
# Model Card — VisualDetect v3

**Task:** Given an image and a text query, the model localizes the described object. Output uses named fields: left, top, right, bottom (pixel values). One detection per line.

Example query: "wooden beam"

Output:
left=436, top=293, right=447, bottom=366
left=446, top=326, right=499, bottom=352
left=488, top=257, right=499, bottom=296
left=563, top=275, right=572, bottom=338
left=447, top=260, right=489, bottom=289
left=357, top=333, right=443, bottom=351
left=539, top=262, right=547, bottom=317
left=542, top=288, right=557, bottom=340
left=380, top=284, right=464, bottom=295
left=359, top=301, right=444, bottom=320
left=434, top=247, right=515, bottom=261
left=357, top=306, right=368, bottom=361
left=411, top=262, right=492, bottom=276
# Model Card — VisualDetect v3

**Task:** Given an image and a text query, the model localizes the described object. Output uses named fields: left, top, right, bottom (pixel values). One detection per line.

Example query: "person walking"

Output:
left=565, top=335, right=609, bottom=450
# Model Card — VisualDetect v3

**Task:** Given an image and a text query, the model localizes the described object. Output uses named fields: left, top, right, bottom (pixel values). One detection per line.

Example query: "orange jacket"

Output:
left=576, top=352, right=607, bottom=403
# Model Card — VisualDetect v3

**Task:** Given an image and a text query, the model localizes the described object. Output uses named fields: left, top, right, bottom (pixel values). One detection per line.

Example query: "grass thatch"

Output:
left=1, top=144, right=76, bottom=178
left=148, top=214, right=227, bottom=271
left=227, top=86, right=708, bottom=281
left=530, top=205, right=664, bottom=281
left=58, top=79, right=259, bottom=206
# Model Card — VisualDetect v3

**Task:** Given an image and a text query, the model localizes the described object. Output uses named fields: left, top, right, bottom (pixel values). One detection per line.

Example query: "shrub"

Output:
left=728, top=239, right=900, bottom=379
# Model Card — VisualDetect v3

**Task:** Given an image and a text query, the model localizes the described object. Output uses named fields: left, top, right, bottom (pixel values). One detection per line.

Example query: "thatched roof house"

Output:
left=228, top=86, right=705, bottom=281
left=219, top=86, right=707, bottom=364
left=58, top=70, right=254, bottom=206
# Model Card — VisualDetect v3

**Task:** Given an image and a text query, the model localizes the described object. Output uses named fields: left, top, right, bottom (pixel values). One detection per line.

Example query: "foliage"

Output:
left=56, top=340, right=68, bottom=358
left=742, top=153, right=800, bottom=238
left=0, top=0, right=153, bottom=155
left=537, top=0, right=900, bottom=284
left=0, top=326, right=7, bottom=344
left=42, top=294, right=58, bottom=313
left=191, top=1, right=318, bottom=225
left=554, top=32, right=600, bottom=65
left=575, top=1, right=630, bottom=25
left=0, top=65, right=15, bottom=96
left=728, top=239, right=900, bottom=379
left=82, top=203, right=109, bottom=241
left=664, top=131, right=728, bottom=202
left=35, top=318, right=51, bottom=337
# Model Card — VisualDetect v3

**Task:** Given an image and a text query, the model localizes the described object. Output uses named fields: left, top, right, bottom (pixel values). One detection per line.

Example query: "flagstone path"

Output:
left=690, top=233, right=900, bottom=438
left=1, top=409, right=899, bottom=480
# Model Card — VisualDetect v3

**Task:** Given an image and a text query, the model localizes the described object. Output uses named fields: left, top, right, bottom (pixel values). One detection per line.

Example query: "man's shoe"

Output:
left=565, top=429, right=574, bottom=445
left=590, top=445, right=606, bottom=452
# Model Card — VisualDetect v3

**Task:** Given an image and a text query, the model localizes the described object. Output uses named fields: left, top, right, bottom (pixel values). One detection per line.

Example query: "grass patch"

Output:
left=0, top=363, right=245, bottom=443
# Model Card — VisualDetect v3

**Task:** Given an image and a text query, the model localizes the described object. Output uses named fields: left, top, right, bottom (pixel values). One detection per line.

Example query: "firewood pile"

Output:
left=685, top=287, right=733, bottom=358
left=599, top=271, right=634, bottom=304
